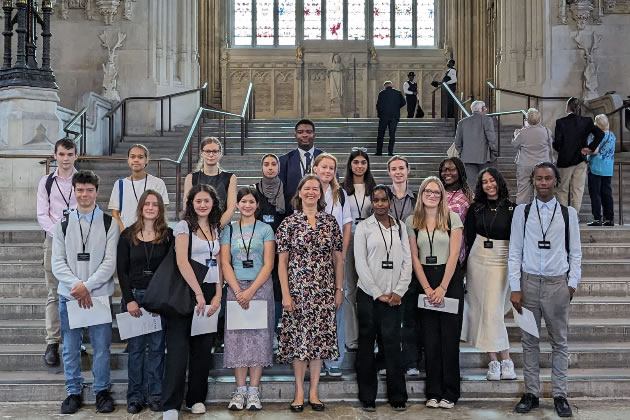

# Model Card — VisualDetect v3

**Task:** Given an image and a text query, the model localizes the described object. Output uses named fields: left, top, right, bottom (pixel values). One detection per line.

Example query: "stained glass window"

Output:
left=417, top=0, right=435, bottom=46
left=278, top=0, right=296, bottom=45
left=373, top=0, right=391, bottom=46
left=256, top=0, right=274, bottom=45
left=234, top=0, right=253, bottom=46
left=326, top=0, right=344, bottom=40
left=347, top=1, right=366, bottom=40
left=395, top=0, right=413, bottom=46
left=304, top=0, right=322, bottom=40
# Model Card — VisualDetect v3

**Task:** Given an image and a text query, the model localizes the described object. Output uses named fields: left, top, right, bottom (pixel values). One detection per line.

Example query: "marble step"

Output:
left=0, top=278, right=122, bottom=299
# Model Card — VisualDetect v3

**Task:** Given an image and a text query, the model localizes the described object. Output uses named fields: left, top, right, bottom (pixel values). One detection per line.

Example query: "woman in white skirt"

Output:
left=462, top=168, right=516, bottom=381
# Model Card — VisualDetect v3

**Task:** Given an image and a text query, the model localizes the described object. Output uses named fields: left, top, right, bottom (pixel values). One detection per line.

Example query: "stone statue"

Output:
left=328, top=53, right=344, bottom=106
left=99, top=31, right=126, bottom=102
left=574, top=31, right=602, bottom=100
left=369, top=47, right=377, bottom=61
left=296, top=44, right=303, bottom=60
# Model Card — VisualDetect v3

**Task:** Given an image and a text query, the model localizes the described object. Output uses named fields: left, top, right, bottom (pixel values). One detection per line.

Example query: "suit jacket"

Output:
left=553, top=113, right=605, bottom=168
left=278, top=148, right=323, bottom=207
left=454, top=112, right=498, bottom=164
left=376, top=87, right=406, bottom=120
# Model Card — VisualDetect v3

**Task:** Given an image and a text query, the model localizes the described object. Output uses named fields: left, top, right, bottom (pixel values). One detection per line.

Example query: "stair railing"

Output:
left=486, top=109, right=528, bottom=157
left=486, top=81, right=571, bottom=113
left=63, top=106, right=89, bottom=156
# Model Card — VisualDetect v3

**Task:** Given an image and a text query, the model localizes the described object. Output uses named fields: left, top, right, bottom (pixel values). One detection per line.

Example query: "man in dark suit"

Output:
left=376, top=81, right=406, bottom=156
left=278, top=119, right=323, bottom=208
left=553, top=97, right=605, bottom=212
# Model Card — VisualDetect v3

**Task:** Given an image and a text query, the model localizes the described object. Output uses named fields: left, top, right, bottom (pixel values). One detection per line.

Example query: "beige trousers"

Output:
left=516, top=165, right=535, bottom=205
left=43, top=236, right=61, bottom=344
left=557, top=162, right=588, bottom=213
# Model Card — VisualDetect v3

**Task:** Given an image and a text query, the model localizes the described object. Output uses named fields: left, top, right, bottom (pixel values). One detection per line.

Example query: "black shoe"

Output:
left=515, top=393, right=539, bottom=413
left=148, top=400, right=161, bottom=412
left=586, top=219, right=602, bottom=226
left=310, top=401, right=325, bottom=411
left=603, top=220, right=615, bottom=226
left=554, top=397, right=573, bottom=417
left=375, top=152, right=383, bottom=156
left=44, top=343, right=60, bottom=367
left=95, top=390, right=115, bottom=413
left=60, top=394, right=83, bottom=414
left=391, top=402, right=407, bottom=411
left=289, top=401, right=304, bottom=412
left=80, top=345, right=87, bottom=355
left=361, top=401, right=376, bottom=412
left=388, top=152, right=394, bottom=156
left=127, top=401, right=144, bottom=414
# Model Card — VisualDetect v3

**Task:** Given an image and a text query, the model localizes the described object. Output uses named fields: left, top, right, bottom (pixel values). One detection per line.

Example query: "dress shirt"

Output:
left=403, top=81, right=416, bottom=95
left=36, top=168, right=79, bottom=237
left=508, top=197, right=582, bottom=291
left=445, top=68, right=457, bottom=85
left=388, top=185, right=417, bottom=222
left=354, top=215, right=412, bottom=299
left=297, top=146, right=315, bottom=176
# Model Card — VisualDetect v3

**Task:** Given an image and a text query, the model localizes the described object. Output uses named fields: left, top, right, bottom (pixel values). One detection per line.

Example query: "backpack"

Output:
left=117, top=178, right=124, bottom=212
left=60, top=211, right=112, bottom=238
left=44, top=173, right=55, bottom=202
left=523, top=202, right=570, bottom=259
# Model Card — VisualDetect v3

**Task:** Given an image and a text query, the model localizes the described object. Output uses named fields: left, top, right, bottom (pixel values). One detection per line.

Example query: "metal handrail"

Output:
left=486, top=110, right=528, bottom=157
left=486, top=81, right=571, bottom=111
left=606, top=104, right=630, bottom=152
left=63, top=107, right=88, bottom=156
left=616, top=161, right=629, bottom=225
left=430, top=84, right=470, bottom=123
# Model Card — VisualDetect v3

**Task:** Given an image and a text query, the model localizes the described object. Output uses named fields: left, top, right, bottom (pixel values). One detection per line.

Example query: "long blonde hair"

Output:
left=313, top=152, right=342, bottom=206
left=412, top=176, right=451, bottom=231
left=196, top=136, right=223, bottom=172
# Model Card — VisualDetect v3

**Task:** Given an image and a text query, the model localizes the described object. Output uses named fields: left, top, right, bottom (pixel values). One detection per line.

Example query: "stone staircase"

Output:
left=1, top=118, right=629, bottom=403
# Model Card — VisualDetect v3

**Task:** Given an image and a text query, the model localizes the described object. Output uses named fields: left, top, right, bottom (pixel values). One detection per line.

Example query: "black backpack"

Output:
left=59, top=211, right=113, bottom=238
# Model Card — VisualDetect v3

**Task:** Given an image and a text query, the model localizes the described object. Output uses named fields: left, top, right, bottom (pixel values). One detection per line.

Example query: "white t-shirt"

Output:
left=325, top=186, right=352, bottom=236
left=348, top=184, right=373, bottom=233
left=108, top=174, right=170, bottom=228
left=174, top=220, right=220, bottom=284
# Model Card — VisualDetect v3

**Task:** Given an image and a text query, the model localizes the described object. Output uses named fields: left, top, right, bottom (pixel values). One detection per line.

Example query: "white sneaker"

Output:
left=406, top=368, right=420, bottom=376
left=438, top=399, right=455, bottom=409
left=486, top=360, right=501, bottom=381
left=378, top=368, right=386, bottom=376
left=162, top=409, right=179, bottom=420
left=228, top=391, right=246, bottom=411
left=246, top=391, right=262, bottom=411
left=426, top=398, right=439, bottom=408
left=190, top=402, right=206, bottom=414
left=500, top=359, right=517, bottom=380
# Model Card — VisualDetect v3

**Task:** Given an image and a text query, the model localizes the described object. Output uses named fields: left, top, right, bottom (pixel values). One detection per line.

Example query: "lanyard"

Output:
left=425, top=227, right=437, bottom=257
left=140, top=232, right=156, bottom=269
left=377, top=217, right=394, bottom=262
left=482, top=201, right=501, bottom=240
left=131, top=174, right=148, bottom=202
left=199, top=226, right=215, bottom=259
left=238, top=219, right=257, bottom=261
left=535, top=199, right=558, bottom=243
left=77, top=208, right=95, bottom=253
left=299, top=151, right=312, bottom=175
left=353, top=189, right=367, bottom=218
left=392, top=195, right=409, bottom=221
left=54, top=177, right=72, bottom=209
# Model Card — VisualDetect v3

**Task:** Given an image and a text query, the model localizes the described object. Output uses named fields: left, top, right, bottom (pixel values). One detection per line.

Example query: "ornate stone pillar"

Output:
left=199, top=0, right=223, bottom=107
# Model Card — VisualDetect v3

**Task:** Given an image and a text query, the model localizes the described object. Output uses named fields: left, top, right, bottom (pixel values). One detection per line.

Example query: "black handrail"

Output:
left=616, top=161, right=629, bottom=225
left=606, top=103, right=630, bottom=152
left=486, top=81, right=571, bottom=112
left=486, top=109, right=528, bottom=157
left=63, top=107, right=88, bottom=156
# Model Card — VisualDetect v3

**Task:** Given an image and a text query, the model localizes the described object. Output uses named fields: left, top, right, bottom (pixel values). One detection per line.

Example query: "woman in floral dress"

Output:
left=276, top=174, right=344, bottom=412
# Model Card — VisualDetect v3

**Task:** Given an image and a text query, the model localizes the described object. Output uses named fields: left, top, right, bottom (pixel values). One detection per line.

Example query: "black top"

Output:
left=553, top=113, right=605, bottom=168
left=254, top=182, right=286, bottom=233
left=464, top=199, right=515, bottom=256
left=117, top=227, right=174, bottom=304
left=193, top=170, right=233, bottom=211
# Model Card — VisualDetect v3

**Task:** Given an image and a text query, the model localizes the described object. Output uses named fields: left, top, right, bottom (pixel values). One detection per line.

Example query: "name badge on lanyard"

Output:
left=262, top=214, right=275, bottom=224
left=206, top=258, right=217, bottom=267
left=484, top=240, right=494, bottom=249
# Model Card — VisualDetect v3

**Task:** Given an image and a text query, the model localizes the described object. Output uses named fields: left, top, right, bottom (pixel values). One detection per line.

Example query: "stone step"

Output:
left=0, top=261, right=43, bottom=278
left=0, top=278, right=122, bottom=299
left=581, top=259, right=630, bottom=277
left=0, top=243, right=43, bottom=261
left=0, top=230, right=45, bottom=244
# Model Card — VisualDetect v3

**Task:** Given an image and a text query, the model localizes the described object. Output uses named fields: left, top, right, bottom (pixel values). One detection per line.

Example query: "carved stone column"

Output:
left=199, top=0, right=223, bottom=107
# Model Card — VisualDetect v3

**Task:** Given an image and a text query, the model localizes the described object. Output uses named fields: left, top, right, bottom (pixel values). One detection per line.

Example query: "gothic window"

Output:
left=232, top=0, right=435, bottom=47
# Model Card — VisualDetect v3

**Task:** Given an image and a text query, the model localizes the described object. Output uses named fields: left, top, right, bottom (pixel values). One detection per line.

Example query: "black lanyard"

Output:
left=130, top=174, right=148, bottom=202
left=377, top=217, right=394, bottom=262
left=392, top=195, right=409, bottom=221
left=299, top=151, right=312, bottom=175
left=199, top=226, right=215, bottom=259
left=77, top=208, right=95, bottom=253
left=353, top=189, right=367, bottom=218
left=140, top=232, right=156, bottom=270
left=238, top=219, right=257, bottom=261
left=535, top=199, right=558, bottom=243
left=482, top=201, right=501, bottom=241
left=425, top=227, right=437, bottom=257
left=54, top=177, right=72, bottom=209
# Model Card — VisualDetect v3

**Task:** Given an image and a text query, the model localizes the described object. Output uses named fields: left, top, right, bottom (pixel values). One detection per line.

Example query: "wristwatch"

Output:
left=335, top=287, right=344, bottom=292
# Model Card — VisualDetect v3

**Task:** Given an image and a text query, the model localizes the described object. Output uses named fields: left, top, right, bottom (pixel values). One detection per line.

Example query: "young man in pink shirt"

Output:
left=36, top=138, right=79, bottom=366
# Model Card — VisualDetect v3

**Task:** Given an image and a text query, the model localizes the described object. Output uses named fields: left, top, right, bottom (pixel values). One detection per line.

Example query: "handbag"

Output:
left=143, top=224, right=209, bottom=318
left=447, top=142, right=459, bottom=158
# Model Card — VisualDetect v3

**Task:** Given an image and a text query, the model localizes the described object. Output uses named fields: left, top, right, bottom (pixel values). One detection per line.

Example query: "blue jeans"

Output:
left=59, top=295, right=112, bottom=396
left=125, top=289, right=165, bottom=404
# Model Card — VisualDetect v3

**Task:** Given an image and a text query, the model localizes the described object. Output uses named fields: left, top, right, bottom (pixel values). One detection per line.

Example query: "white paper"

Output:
left=512, top=306, right=540, bottom=338
left=417, top=294, right=459, bottom=314
left=67, top=296, right=112, bottom=329
left=116, top=309, right=162, bottom=340
left=191, top=305, right=220, bottom=336
left=226, top=301, right=267, bottom=330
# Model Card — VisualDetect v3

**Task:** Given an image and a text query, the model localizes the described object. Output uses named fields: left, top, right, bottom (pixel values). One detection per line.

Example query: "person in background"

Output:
left=461, top=168, right=516, bottom=382
left=586, top=114, right=616, bottom=226
left=184, top=137, right=237, bottom=228
left=375, top=80, right=406, bottom=156
left=454, top=101, right=498, bottom=184
left=403, top=72, right=419, bottom=118
left=109, top=144, right=170, bottom=231
left=276, top=175, right=344, bottom=413
left=512, top=108, right=555, bottom=204
left=431, top=59, right=457, bottom=119
left=117, top=190, right=172, bottom=414
left=161, top=184, right=222, bottom=420
left=36, top=137, right=78, bottom=367
left=313, top=153, right=352, bottom=377
left=354, top=185, right=412, bottom=412
left=342, top=147, right=376, bottom=352
left=407, top=176, right=464, bottom=410
left=221, top=186, right=276, bottom=411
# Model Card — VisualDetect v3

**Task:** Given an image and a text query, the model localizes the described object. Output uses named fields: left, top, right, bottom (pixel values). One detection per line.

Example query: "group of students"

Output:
left=36, top=118, right=582, bottom=418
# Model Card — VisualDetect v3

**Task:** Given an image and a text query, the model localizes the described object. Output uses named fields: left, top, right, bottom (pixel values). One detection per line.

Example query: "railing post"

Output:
left=497, top=115, right=502, bottom=157
left=223, top=115, right=227, bottom=153
left=122, top=101, right=127, bottom=137
left=431, top=90, right=436, bottom=118
left=240, top=119, right=245, bottom=156
left=160, top=99, right=164, bottom=136
left=108, top=116, right=114, bottom=155
left=157, top=160, right=162, bottom=178
left=619, top=163, right=624, bottom=226
left=81, top=113, right=87, bottom=156
left=620, top=109, right=624, bottom=152
left=527, top=96, right=531, bottom=110
left=175, top=163, right=182, bottom=220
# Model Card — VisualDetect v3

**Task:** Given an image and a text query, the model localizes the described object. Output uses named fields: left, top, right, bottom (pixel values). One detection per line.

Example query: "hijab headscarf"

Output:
left=258, top=154, right=285, bottom=214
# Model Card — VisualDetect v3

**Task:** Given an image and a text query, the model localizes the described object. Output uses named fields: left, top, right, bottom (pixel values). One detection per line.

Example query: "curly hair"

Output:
left=473, top=167, right=510, bottom=210
left=438, top=157, right=473, bottom=202
left=182, top=184, right=223, bottom=234
left=342, top=149, right=376, bottom=197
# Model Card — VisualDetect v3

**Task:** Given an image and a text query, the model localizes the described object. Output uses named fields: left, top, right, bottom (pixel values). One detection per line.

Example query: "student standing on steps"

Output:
left=36, top=138, right=78, bottom=368
left=509, top=162, right=582, bottom=418
left=313, top=153, right=352, bottom=378
left=109, top=144, right=170, bottom=231
left=52, top=170, right=120, bottom=415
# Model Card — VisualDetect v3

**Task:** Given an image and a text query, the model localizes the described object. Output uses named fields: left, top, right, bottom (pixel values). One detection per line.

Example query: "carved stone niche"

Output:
left=558, top=0, right=604, bottom=28
left=603, top=0, right=630, bottom=13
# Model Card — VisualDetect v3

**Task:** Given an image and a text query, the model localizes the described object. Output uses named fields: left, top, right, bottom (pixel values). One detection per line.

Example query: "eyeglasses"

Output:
left=441, top=167, right=457, bottom=173
left=423, top=189, right=442, bottom=197
left=202, top=149, right=221, bottom=155
left=352, top=147, right=367, bottom=152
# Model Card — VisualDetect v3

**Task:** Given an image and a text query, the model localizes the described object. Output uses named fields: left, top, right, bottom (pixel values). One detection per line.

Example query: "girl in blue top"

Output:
left=586, top=114, right=616, bottom=226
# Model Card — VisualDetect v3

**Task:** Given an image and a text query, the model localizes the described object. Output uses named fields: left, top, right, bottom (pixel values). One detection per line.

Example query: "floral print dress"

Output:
left=275, top=211, right=343, bottom=363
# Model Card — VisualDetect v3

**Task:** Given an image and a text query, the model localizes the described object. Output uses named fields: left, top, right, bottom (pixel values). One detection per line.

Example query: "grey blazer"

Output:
left=511, top=124, right=554, bottom=167
left=454, top=112, right=498, bottom=164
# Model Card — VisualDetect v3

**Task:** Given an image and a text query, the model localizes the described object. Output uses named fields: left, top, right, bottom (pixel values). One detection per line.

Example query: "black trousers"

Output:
left=376, top=117, right=399, bottom=155
left=406, top=94, right=417, bottom=118
left=588, top=172, right=614, bottom=221
left=161, top=283, right=216, bottom=411
left=401, top=278, right=423, bottom=370
left=420, top=264, right=464, bottom=403
left=441, top=83, right=457, bottom=118
left=356, top=288, right=407, bottom=405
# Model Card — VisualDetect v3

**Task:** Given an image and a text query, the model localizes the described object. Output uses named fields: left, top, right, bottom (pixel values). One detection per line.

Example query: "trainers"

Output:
left=162, top=409, right=179, bottom=420
left=438, top=399, right=455, bottom=409
left=406, top=367, right=420, bottom=376
left=426, top=398, right=439, bottom=408
left=190, top=402, right=206, bottom=414
left=246, top=391, right=262, bottom=411
left=378, top=368, right=386, bottom=376
left=327, top=366, right=342, bottom=377
left=391, top=402, right=407, bottom=411
left=44, top=343, right=60, bottom=367
left=60, top=394, right=83, bottom=414
left=501, top=359, right=517, bottom=380
left=95, top=390, right=114, bottom=413
left=486, top=360, right=501, bottom=381
left=228, top=391, right=246, bottom=410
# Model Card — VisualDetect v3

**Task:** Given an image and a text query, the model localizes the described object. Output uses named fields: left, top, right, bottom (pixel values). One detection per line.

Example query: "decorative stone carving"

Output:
left=573, top=31, right=602, bottom=100
left=570, top=0, right=594, bottom=30
left=603, top=0, right=630, bottom=12
left=122, top=0, right=135, bottom=20
left=296, top=44, right=303, bottom=60
left=99, top=31, right=126, bottom=102
left=96, top=0, right=119, bottom=25
left=58, top=0, right=94, bottom=20
left=275, top=71, right=295, bottom=112
left=253, top=71, right=272, bottom=113
left=369, top=47, right=378, bottom=62
left=327, top=53, right=344, bottom=106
